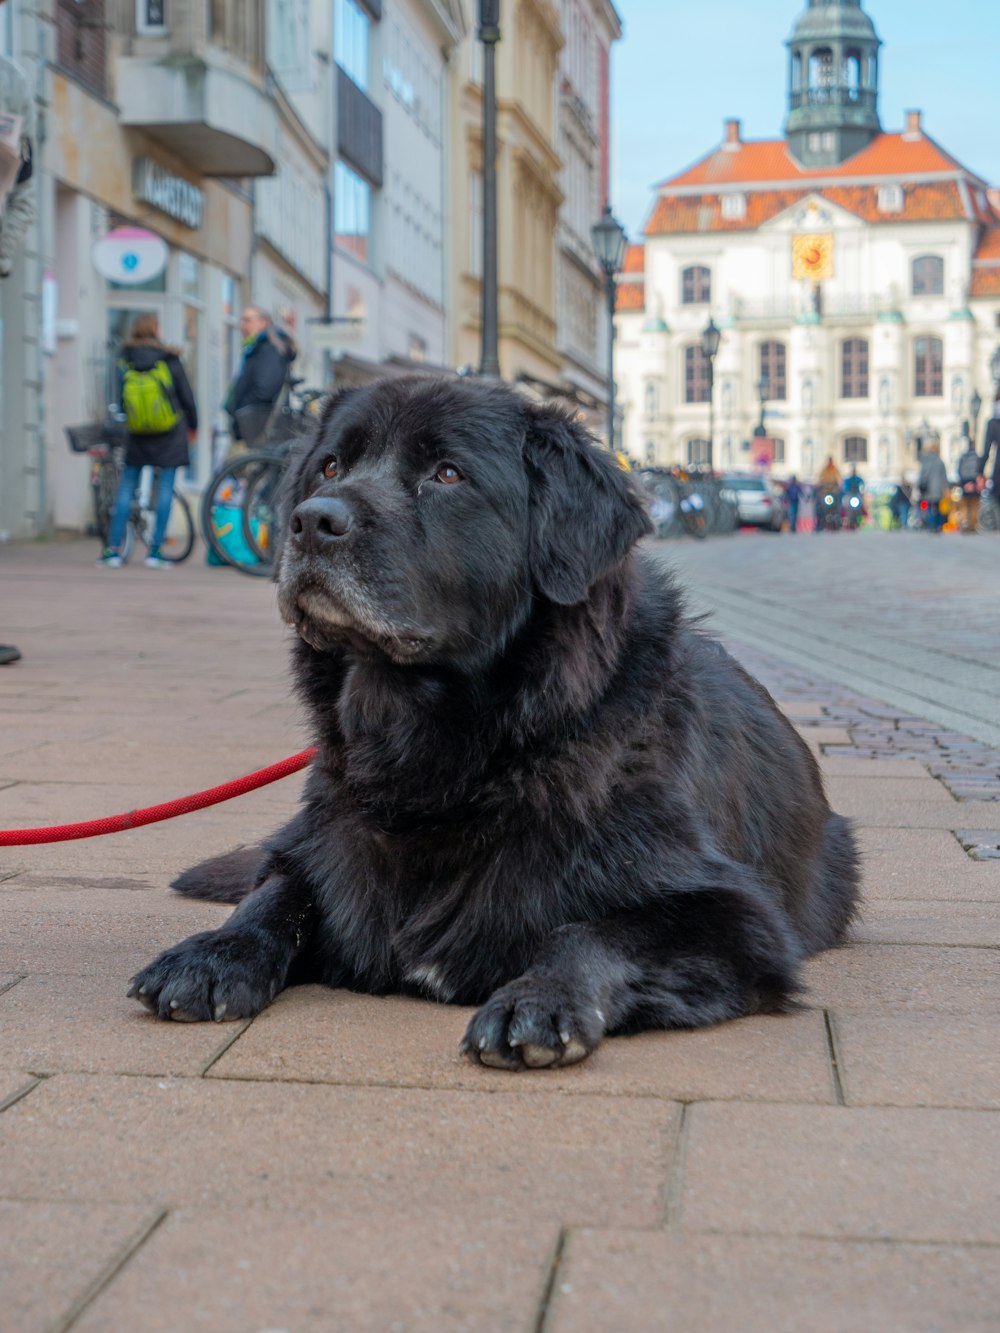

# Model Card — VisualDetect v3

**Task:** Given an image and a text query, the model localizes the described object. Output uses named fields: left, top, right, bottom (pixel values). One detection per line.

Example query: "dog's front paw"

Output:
left=128, top=929, right=282, bottom=1022
left=461, top=977, right=606, bottom=1070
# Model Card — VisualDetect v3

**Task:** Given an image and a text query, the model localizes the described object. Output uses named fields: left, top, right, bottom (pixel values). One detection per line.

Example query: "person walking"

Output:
left=224, top=306, right=296, bottom=448
left=97, top=315, right=197, bottom=568
left=917, top=441, right=948, bottom=534
left=956, top=431, right=983, bottom=533
left=784, top=474, right=804, bottom=532
left=982, top=400, right=1000, bottom=492
left=889, top=476, right=912, bottom=530
left=814, top=456, right=841, bottom=532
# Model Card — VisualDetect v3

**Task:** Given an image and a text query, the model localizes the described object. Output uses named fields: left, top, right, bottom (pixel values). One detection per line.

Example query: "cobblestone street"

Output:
left=1, top=534, right=999, bottom=1331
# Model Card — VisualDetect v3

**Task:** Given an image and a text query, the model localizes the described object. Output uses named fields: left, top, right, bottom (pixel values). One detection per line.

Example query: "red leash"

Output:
left=0, top=748, right=318, bottom=847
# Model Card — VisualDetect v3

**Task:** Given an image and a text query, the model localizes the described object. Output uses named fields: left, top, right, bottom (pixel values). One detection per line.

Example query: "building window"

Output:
left=841, top=338, right=869, bottom=398
left=334, top=160, right=372, bottom=263
left=912, top=255, right=944, bottom=297
left=771, top=438, right=786, bottom=464
left=681, top=265, right=711, bottom=305
left=877, top=184, right=903, bottom=213
left=335, top=0, right=370, bottom=91
left=684, top=345, right=711, bottom=403
left=914, top=335, right=943, bottom=397
left=687, top=438, right=710, bottom=467
left=759, top=340, right=786, bottom=400
left=721, top=193, right=746, bottom=220
left=644, top=379, right=658, bottom=417
left=807, top=131, right=836, bottom=153
left=843, top=435, right=868, bottom=464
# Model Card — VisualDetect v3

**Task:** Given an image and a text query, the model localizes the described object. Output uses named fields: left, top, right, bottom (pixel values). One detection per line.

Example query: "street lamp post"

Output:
left=478, top=0, right=501, bottom=378
left=754, top=373, right=769, bottom=438
left=991, top=345, right=1000, bottom=398
left=701, top=318, right=721, bottom=473
left=591, top=204, right=628, bottom=453
left=970, top=387, right=982, bottom=451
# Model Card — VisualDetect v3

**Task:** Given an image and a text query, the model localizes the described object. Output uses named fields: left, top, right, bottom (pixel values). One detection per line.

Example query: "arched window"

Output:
left=681, top=265, right=711, bottom=305
left=791, top=52, right=802, bottom=92
left=687, top=438, right=710, bottom=467
left=644, top=380, right=658, bottom=417
left=841, top=338, right=869, bottom=398
left=912, top=255, right=944, bottom=297
left=759, top=340, right=787, bottom=400
left=809, top=48, right=834, bottom=94
left=771, top=438, right=786, bottom=465
left=843, top=436, right=868, bottom=464
left=914, top=336, right=943, bottom=397
left=684, top=345, right=711, bottom=402
left=844, top=49, right=861, bottom=98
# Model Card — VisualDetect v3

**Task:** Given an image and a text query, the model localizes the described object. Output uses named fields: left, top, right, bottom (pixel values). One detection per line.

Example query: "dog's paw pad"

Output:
left=519, top=1042, right=559, bottom=1068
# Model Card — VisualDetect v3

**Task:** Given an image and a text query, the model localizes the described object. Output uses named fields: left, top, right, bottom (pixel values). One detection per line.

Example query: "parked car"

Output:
left=720, top=475, right=783, bottom=531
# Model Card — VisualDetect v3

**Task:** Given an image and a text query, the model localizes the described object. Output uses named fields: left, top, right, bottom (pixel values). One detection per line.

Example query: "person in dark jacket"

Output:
left=224, top=306, right=296, bottom=447
left=97, top=314, right=197, bottom=569
left=982, top=401, right=1000, bottom=488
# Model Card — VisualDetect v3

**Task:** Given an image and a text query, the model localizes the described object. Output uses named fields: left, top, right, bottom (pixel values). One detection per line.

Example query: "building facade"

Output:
left=616, top=0, right=1000, bottom=484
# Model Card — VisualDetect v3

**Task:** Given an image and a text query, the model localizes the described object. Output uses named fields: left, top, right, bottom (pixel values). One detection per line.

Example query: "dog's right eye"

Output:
left=321, top=458, right=338, bottom=479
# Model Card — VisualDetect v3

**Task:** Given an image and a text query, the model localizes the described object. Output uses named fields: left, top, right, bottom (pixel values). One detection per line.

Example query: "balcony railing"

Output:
left=789, top=86, right=877, bottom=114
left=732, top=295, right=884, bottom=323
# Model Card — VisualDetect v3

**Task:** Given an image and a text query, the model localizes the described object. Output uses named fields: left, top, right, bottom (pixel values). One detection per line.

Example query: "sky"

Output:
left=611, top=0, right=1000, bottom=242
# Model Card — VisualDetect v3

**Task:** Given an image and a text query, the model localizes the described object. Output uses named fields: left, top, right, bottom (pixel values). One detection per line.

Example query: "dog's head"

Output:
left=276, top=376, right=651, bottom=667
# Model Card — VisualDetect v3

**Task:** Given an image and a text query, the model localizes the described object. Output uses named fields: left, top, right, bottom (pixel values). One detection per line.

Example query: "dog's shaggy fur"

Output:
left=130, top=376, right=858, bottom=1069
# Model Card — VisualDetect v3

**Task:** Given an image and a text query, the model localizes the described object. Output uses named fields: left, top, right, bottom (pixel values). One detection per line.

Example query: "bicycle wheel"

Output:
left=241, top=455, right=286, bottom=568
left=133, top=487, right=195, bottom=563
left=201, top=452, right=277, bottom=576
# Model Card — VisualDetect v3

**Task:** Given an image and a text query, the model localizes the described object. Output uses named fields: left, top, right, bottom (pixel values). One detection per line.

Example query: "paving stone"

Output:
left=794, top=726, right=852, bottom=750
left=855, top=826, right=1000, bottom=901
left=681, top=1102, right=1000, bottom=1242
left=833, top=1011, right=1000, bottom=1109
left=823, top=775, right=955, bottom=804
left=852, top=898, right=1000, bottom=946
left=549, top=1231, right=1000, bottom=1333
left=803, top=944, right=1000, bottom=1012
left=0, top=1068, right=35, bottom=1109
left=0, top=1200, right=156, bottom=1333
left=74, top=1207, right=557, bottom=1333
left=211, top=987, right=836, bottom=1104
left=819, top=757, right=931, bottom=778
left=0, top=1073, right=677, bottom=1227
left=0, top=975, right=246, bottom=1076
left=834, top=796, right=1000, bottom=830
left=777, top=700, right=827, bottom=718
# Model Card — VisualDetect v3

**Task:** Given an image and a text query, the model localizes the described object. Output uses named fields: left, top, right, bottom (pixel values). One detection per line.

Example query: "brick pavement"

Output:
left=1, top=538, right=999, bottom=1331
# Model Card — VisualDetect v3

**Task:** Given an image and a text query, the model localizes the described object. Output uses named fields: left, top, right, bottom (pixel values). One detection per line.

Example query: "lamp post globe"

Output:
left=591, top=205, right=628, bottom=454
left=700, top=318, right=721, bottom=473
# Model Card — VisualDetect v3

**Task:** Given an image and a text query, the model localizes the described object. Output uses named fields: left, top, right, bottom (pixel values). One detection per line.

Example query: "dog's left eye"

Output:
left=434, top=464, right=464, bottom=485
left=321, top=457, right=338, bottom=479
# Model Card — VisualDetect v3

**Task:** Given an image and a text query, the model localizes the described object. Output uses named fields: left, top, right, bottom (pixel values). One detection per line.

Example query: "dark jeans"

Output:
left=787, top=502, right=799, bottom=532
left=108, top=465, right=178, bottom=552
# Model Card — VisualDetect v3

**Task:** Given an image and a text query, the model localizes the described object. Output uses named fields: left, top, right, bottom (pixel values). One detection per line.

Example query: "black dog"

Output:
left=130, top=376, right=858, bottom=1069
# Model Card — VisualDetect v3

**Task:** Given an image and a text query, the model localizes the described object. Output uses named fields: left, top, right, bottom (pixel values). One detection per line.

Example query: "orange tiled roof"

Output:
left=971, top=268, right=1000, bottom=298
left=975, top=227, right=1000, bottom=261
left=645, top=182, right=971, bottom=235
left=660, top=131, right=969, bottom=190
left=615, top=281, right=644, bottom=312
left=622, top=243, right=645, bottom=273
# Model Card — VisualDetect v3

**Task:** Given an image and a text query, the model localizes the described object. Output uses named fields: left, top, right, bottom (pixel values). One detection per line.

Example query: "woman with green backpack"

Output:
left=97, top=313, right=198, bottom=568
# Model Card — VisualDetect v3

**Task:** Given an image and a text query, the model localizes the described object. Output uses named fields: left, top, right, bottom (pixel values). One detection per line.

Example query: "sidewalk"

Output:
left=2, top=539, right=999, bottom=1331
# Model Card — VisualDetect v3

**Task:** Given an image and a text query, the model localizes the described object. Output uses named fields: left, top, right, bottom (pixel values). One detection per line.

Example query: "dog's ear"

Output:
left=523, top=403, right=652, bottom=606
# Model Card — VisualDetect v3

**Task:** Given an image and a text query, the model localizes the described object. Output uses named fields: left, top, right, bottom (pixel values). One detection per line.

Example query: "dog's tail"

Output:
left=171, top=846, right=265, bottom=904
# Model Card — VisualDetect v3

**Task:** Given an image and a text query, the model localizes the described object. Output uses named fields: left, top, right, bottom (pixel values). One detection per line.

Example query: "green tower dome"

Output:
left=785, top=0, right=882, bottom=168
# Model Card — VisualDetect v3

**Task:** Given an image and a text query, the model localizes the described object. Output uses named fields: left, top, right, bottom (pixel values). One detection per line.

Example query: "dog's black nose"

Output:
left=290, top=497, right=353, bottom=546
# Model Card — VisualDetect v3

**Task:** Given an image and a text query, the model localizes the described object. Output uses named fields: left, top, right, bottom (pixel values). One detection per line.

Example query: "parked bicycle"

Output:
left=66, top=420, right=195, bottom=563
left=201, top=381, right=326, bottom=576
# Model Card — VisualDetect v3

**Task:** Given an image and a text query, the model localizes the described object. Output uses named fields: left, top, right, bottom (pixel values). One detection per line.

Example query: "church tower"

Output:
left=785, top=0, right=882, bottom=167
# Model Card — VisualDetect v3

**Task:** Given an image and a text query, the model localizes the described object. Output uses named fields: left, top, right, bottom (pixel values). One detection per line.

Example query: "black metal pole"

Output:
left=478, top=6, right=501, bottom=378
left=707, top=360, right=715, bottom=474
left=606, top=274, right=616, bottom=452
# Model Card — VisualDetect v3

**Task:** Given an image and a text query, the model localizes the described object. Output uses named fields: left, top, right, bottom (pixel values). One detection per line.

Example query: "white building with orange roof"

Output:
left=615, top=0, right=1000, bottom=484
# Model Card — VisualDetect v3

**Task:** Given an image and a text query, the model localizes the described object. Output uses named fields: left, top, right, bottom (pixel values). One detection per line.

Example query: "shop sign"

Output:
left=133, top=158, right=204, bottom=230
left=92, top=226, right=168, bottom=284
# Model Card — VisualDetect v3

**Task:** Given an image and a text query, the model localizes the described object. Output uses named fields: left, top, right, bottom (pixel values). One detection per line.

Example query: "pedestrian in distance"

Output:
left=956, top=430, right=983, bottom=533
left=784, top=474, right=804, bottom=532
left=814, top=456, right=842, bottom=533
left=917, top=441, right=948, bottom=534
left=224, top=305, right=296, bottom=450
left=97, top=314, right=198, bottom=569
left=982, top=399, right=1000, bottom=491
left=889, top=476, right=912, bottom=530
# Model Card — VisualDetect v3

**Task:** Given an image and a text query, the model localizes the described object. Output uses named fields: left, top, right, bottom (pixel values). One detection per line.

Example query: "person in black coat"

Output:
left=982, top=401, right=1000, bottom=488
left=97, top=314, right=198, bottom=568
left=224, top=306, right=296, bottom=446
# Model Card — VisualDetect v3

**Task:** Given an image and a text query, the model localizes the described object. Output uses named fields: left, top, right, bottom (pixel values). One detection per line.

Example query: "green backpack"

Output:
left=121, top=359, right=180, bottom=435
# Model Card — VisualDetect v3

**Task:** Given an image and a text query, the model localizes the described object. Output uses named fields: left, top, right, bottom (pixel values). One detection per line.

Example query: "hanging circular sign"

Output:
left=92, top=227, right=168, bottom=285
